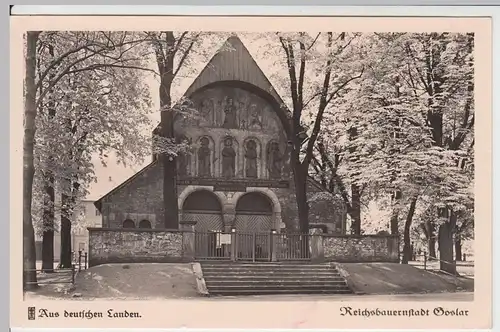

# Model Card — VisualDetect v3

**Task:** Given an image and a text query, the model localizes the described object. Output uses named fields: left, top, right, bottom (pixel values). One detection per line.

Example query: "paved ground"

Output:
left=25, top=262, right=474, bottom=301
left=73, top=263, right=199, bottom=299
left=409, top=260, right=474, bottom=277
left=204, top=292, right=474, bottom=302
left=338, top=263, right=474, bottom=295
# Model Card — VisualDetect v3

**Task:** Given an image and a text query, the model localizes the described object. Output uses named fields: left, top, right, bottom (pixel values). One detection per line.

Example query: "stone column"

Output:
left=309, top=228, right=324, bottom=261
left=222, top=194, right=236, bottom=232
left=182, top=230, right=195, bottom=261
left=271, top=229, right=278, bottom=262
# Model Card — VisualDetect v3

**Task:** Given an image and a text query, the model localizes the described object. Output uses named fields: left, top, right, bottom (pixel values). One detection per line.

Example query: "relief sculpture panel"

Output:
left=177, top=86, right=283, bottom=135
left=173, top=86, right=290, bottom=181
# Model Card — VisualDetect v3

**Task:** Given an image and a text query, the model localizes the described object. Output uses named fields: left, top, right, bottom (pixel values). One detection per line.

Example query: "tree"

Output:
left=311, top=32, right=474, bottom=264
left=24, top=31, right=41, bottom=289
left=273, top=32, right=364, bottom=233
left=27, top=31, right=153, bottom=273
left=400, top=32, right=474, bottom=273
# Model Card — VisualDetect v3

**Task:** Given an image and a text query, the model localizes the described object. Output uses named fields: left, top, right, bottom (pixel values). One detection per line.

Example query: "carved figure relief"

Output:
left=199, top=99, right=214, bottom=125
left=222, top=97, right=238, bottom=129
left=221, top=136, right=236, bottom=178
left=248, top=104, right=262, bottom=130
left=267, top=141, right=283, bottom=179
left=176, top=135, right=191, bottom=177
left=244, top=140, right=258, bottom=178
left=197, top=137, right=211, bottom=177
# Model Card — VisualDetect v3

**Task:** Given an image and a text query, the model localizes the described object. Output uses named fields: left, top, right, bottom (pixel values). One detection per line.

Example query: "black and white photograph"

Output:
left=11, top=12, right=492, bottom=330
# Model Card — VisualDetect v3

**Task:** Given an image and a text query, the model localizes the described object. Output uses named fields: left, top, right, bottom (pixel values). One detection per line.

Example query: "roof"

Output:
left=153, top=34, right=292, bottom=135
left=183, top=35, right=288, bottom=110
left=94, top=161, right=158, bottom=211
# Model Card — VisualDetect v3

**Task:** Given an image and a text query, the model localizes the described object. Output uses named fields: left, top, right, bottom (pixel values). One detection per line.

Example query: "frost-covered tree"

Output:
left=310, top=33, right=474, bottom=268
left=25, top=31, right=153, bottom=285
left=257, top=32, right=365, bottom=234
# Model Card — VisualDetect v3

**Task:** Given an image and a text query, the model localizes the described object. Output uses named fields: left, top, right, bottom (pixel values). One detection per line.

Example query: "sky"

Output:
left=85, top=33, right=282, bottom=201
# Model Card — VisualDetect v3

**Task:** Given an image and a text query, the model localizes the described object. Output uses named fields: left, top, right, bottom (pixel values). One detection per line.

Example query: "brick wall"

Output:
left=101, top=162, right=164, bottom=228
left=87, top=228, right=194, bottom=267
left=322, top=235, right=399, bottom=263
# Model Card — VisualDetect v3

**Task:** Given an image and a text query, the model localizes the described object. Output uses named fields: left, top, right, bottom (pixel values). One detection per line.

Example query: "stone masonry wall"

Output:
left=88, top=228, right=193, bottom=266
left=101, top=162, right=163, bottom=228
left=322, top=235, right=399, bottom=262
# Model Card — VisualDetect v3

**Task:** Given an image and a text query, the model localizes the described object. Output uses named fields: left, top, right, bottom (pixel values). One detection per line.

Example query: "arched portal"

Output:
left=182, top=190, right=224, bottom=232
left=122, top=219, right=135, bottom=228
left=234, top=192, right=273, bottom=232
left=138, top=220, right=152, bottom=229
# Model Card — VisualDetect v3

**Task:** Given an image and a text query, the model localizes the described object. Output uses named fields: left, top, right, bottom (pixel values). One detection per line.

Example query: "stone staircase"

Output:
left=200, top=261, right=352, bottom=296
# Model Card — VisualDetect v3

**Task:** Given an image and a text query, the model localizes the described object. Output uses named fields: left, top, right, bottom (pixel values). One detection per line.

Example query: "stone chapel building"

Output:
left=94, top=35, right=346, bottom=234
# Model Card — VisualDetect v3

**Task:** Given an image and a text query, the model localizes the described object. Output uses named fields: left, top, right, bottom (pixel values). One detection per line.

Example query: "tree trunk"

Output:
left=455, top=238, right=462, bottom=261
left=293, top=163, right=309, bottom=234
left=390, top=213, right=399, bottom=235
left=41, top=42, right=56, bottom=273
left=23, top=31, right=41, bottom=290
left=41, top=172, right=55, bottom=272
left=350, top=184, right=361, bottom=235
left=425, top=220, right=437, bottom=260
left=59, top=191, right=72, bottom=268
left=401, top=198, right=417, bottom=264
left=159, top=32, right=179, bottom=229
left=390, top=191, right=402, bottom=235
left=438, top=211, right=456, bottom=275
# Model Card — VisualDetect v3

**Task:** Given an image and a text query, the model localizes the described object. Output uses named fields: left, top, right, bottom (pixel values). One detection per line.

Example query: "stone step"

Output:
left=202, top=267, right=339, bottom=274
left=205, top=275, right=345, bottom=281
left=200, top=263, right=331, bottom=267
left=201, top=265, right=337, bottom=270
left=209, top=285, right=352, bottom=294
left=209, top=288, right=353, bottom=295
left=206, top=280, right=348, bottom=287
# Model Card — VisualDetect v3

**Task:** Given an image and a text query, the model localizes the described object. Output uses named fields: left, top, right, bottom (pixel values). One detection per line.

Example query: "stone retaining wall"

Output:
left=88, top=228, right=399, bottom=266
left=322, top=235, right=399, bottom=263
left=87, top=228, right=194, bottom=267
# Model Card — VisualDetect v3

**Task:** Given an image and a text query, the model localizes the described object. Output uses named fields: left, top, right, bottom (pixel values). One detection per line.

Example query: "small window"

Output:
left=139, top=220, right=152, bottom=229
left=95, top=209, right=101, bottom=216
left=78, top=242, right=85, bottom=251
left=123, top=219, right=135, bottom=228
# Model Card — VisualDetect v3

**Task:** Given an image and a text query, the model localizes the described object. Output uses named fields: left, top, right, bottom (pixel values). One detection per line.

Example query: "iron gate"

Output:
left=194, top=231, right=311, bottom=261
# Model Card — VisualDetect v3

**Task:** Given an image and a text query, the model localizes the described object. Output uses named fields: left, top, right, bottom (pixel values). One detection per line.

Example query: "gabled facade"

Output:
left=95, top=35, right=346, bottom=234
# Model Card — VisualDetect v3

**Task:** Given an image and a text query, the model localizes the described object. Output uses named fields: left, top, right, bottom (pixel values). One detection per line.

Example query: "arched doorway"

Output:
left=122, top=219, right=135, bottom=228
left=138, top=220, right=152, bottom=229
left=182, top=190, right=223, bottom=232
left=234, top=192, right=273, bottom=232
left=233, top=192, right=274, bottom=261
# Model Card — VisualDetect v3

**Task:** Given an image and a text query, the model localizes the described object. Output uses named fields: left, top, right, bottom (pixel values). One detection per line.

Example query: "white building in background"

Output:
left=72, top=199, right=103, bottom=252
left=35, top=199, right=102, bottom=261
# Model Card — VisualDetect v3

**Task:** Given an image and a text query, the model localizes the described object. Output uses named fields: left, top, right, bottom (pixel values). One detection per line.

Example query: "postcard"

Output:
left=10, top=13, right=492, bottom=329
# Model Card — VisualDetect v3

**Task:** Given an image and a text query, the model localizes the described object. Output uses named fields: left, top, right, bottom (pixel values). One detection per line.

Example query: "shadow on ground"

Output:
left=74, top=263, right=200, bottom=299
left=24, top=262, right=474, bottom=300
left=338, top=262, right=474, bottom=296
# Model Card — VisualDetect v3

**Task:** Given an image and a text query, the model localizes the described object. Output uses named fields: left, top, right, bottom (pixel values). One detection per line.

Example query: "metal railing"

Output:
left=276, top=233, right=311, bottom=261
left=72, top=250, right=88, bottom=271
left=236, top=232, right=271, bottom=261
left=194, top=231, right=232, bottom=260
left=194, top=230, right=312, bottom=262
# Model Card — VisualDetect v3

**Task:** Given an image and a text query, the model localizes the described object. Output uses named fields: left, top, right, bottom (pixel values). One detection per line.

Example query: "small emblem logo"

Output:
left=28, top=307, right=36, bottom=320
